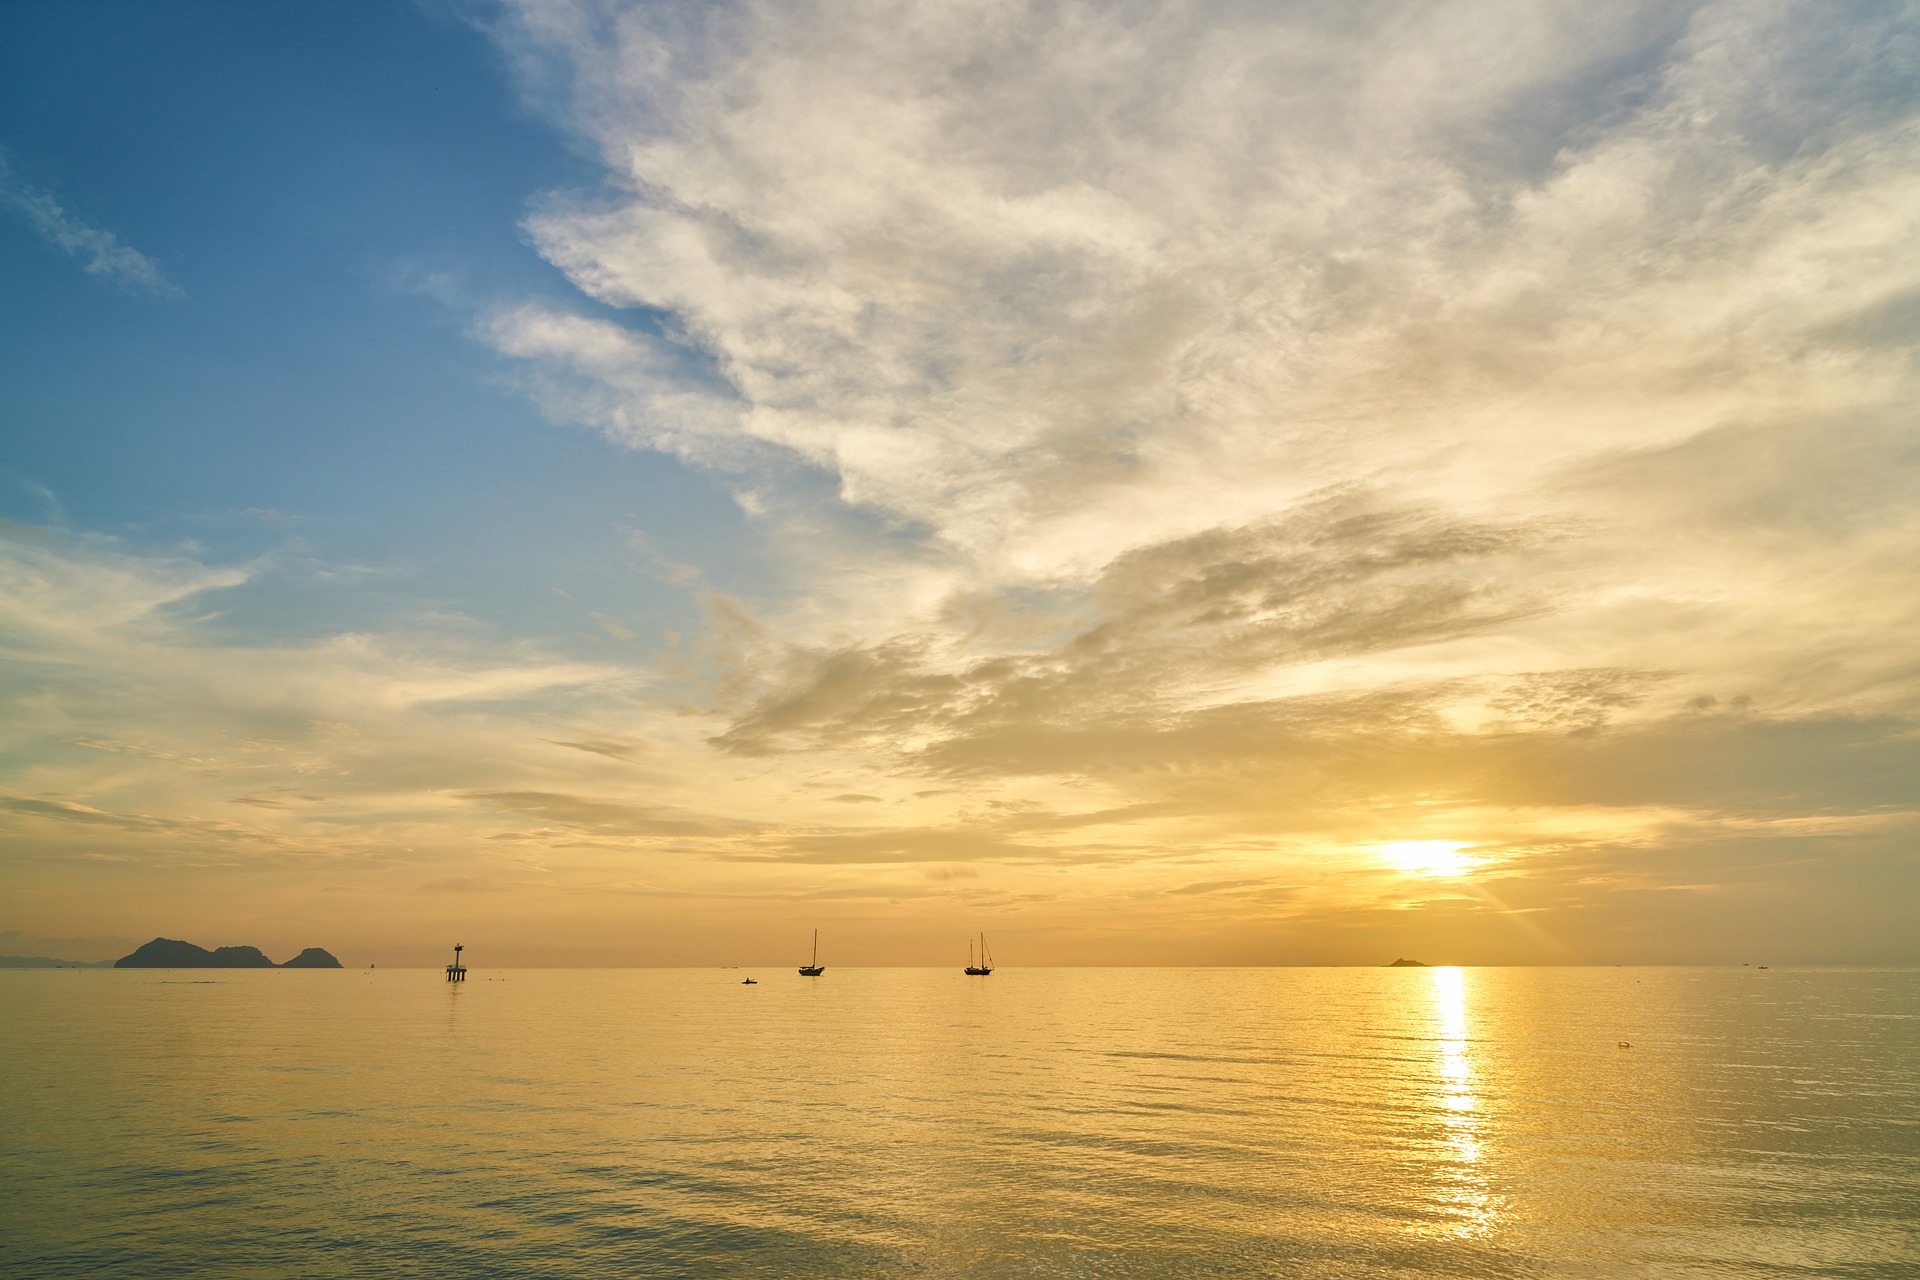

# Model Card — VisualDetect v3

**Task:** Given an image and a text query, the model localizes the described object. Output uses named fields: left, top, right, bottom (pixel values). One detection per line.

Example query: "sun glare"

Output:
left=1380, top=840, right=1475, bottom=876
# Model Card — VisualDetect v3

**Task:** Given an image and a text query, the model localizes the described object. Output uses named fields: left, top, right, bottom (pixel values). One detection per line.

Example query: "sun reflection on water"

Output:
left=1425, top=966, right=1502, bottom=1239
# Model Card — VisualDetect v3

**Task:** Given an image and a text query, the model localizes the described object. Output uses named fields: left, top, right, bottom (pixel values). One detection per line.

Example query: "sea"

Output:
left=1, top=966, right=1915, bottom=1278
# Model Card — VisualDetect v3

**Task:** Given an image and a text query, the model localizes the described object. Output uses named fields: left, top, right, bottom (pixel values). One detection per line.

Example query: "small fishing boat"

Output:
left=798, top=929, right=825, bottom=976
left=742, top=978, right=757, bottom=985
left=964, top=933, right=993, bottom=976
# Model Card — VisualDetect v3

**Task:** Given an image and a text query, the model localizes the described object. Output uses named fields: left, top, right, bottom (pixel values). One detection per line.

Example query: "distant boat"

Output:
left=964, top=933, right=993, bottom=976
left=742, top=978, right=757, bottom=985
left=798, top=929, right=825, bottom=976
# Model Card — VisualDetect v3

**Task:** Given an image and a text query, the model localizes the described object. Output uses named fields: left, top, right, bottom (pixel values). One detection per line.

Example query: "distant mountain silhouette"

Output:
left=113, top=938, right=342, bottom=968
left=0, top=955, right=114, bottom=968
left=116, top=939, right=272, bottom=967
left=1388, top=957, right=1430, bottom=967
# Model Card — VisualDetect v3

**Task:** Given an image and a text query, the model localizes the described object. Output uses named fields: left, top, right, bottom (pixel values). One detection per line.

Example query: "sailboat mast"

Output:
left=811, top=928, right=818, bottom=967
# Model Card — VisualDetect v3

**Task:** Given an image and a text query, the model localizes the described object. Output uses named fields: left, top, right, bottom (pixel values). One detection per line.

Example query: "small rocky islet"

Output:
left=114, top=937, right=343, bottom=968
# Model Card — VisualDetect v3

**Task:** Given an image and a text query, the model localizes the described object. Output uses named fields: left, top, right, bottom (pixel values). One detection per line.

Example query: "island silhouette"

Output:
left=114, top=938, right=343, bottom=968
left=1387, top=958, right=1430, bottom=967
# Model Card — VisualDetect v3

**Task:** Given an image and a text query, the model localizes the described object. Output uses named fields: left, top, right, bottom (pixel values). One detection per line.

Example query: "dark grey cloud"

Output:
left=229, top=788, right=330, bottom=810
left=542, top=736, right=652, bottom=762
left=1486, top=669, right=1668, bottom=733
left=1475, top=712, right=1920, bottom=817
left=1169, top=877, right=1272, bottom=896
left=713, top=498, right=1556, bottom=757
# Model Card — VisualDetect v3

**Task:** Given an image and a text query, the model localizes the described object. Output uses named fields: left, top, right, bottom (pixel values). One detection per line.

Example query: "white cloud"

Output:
left=0, top=526, right=646, bottom=836
left=475, top=0, right=1920, bottom=715
left=484, top=0, right=1920, bottom=592
left=8, top=1, right=1919, bottom=962
left=0, top=155, right=182, bottom=297
left=451, top=2, right=1920, bottom=958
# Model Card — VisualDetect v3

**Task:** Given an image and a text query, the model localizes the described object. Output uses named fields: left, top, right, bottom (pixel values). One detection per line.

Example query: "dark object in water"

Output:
left=965, top=933, right=994, bottom=975
left=798, top=929, right=825, bottom=976
left=742, top=978, right=757, bottom=984
left=445, top=944, right=467, bottom=983
left=1388, top=958, right=1430, bottom=967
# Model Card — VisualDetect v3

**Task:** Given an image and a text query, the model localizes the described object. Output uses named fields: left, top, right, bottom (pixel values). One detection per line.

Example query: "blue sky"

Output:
left=1, top=0, right=756, bottom=651
left=2, top=0, right=1917, bottom=967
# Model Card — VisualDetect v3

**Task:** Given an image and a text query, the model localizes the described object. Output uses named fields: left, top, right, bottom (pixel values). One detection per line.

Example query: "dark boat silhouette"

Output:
left=798, top=929, right=825, bottom=976
left=964, top=933, right=993, bottom=976
left=742, top=978, right=757, bottom=985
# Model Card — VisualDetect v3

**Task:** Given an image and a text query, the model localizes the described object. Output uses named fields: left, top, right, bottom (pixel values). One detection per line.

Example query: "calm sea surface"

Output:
left=2, top=966, right=1915, bottom=1278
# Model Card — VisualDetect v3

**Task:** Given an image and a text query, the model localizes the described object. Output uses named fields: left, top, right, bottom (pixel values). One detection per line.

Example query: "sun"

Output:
left=1379, top=840, right=1476, bottom=876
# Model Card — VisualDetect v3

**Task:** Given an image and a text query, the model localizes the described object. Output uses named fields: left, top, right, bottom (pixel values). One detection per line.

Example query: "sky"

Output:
left=2, top=0, right=1916, bottom=967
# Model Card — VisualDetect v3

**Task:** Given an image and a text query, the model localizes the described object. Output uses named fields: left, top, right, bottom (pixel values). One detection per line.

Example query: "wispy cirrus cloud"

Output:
left=0, top=154, right=181, bottom=297
left=475, top=0, right=1920, bottom=739
left=484, top=0, right=1920, bottom=577
left=7, top=2, right=1920, bottom=964
left=438, top=0, right=1920, bottom=959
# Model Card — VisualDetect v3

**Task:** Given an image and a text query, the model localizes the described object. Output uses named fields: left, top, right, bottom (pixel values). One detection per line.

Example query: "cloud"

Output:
left=431, top=0, right=1920, bottom=957
left=590, top=611, right=637, bottom=639
left=1171, top=878, right=1273, bottom=897
left=487, top=0, right=1920, bottom=585
left=0, top=155, right=182, bottom=297
left=0, top=526, right=661, bottom=867
left=419, top=876, right=518, bottom=893
left=745, top=827, right=1056, bottom=866
left=459, top=789, right=746, bottom=837
left=706, top=495, right=1557, bottom=757
left=543, top=736, right=651, bottom=762
left=0, top=795, right=158, bottom=829
left=7, top=2, right=1920, bottom=962
left=227, top=788, right=329, bottom=810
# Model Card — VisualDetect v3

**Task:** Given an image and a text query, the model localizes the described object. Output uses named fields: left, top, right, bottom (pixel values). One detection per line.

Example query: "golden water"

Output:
left=3, top=966, right=1915, bottom=1277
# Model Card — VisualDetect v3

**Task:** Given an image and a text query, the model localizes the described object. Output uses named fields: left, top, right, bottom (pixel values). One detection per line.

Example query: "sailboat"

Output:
left=798, top=929, right=825, bottom=976
left=964, top=933, right=993, bottom=976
